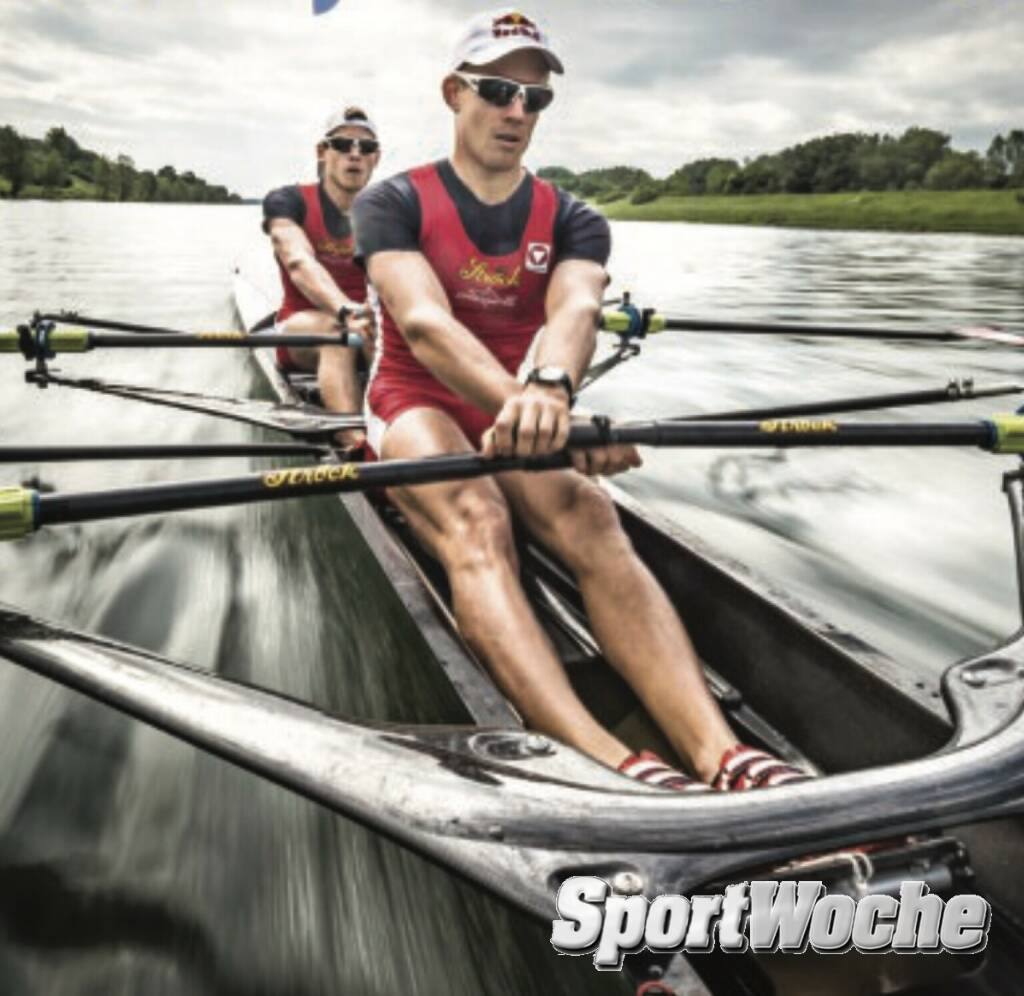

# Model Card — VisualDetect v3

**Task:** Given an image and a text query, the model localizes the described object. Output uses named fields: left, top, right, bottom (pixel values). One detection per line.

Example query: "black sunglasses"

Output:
left=455, top=72, right=554, bottom=114
left=324, top=136, right=380, bottom=155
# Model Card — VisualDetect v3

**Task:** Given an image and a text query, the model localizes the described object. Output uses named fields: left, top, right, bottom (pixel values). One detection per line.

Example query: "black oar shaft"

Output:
left=1, top=327, right=362, bottom=357
left=36, top=313, right=190, bottom=334
left=23, top=419, right=1010, bottom=529
left=606, top=420, right=996, bottom=449
left=660, top=317, right=952, bottom=340
left=33, top=452, right=570, bottom=528
left=0, top=442, right=325, bottom=463
left=4, top=417, right=1018, bottom=542
left=88, top=332, right=360, bottom=348
left=687, top=382, right=1023, bottom=422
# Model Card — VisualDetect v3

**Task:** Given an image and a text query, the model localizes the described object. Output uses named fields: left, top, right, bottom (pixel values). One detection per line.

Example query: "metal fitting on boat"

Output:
left=524, top=734, right=554, bottom=756
left=610, top=870, right=645, bottom=895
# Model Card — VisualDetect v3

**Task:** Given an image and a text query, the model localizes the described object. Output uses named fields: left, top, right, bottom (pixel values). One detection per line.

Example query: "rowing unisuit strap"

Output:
left=276, top=183, right=368, bottom=323
left=374, top=163, right=558, bottom=380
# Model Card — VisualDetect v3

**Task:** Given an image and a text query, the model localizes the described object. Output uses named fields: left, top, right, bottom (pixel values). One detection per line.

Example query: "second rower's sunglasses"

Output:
left=323, top=136, right=380, bottom=155
left=454, top=72, right=555, bottom=114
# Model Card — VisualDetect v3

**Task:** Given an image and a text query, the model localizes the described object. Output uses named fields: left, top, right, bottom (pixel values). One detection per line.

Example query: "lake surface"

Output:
left=0, top=200, right=1022, bottom=995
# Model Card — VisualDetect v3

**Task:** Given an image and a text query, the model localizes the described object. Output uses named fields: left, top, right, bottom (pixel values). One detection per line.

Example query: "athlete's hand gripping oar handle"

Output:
left=0, top=326, right=364, bottom=359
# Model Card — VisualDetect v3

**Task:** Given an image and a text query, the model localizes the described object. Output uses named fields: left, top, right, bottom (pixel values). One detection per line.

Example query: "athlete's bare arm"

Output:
left=268, top=218, right=360, bottom=320
left=367, top=249, right=521, bottom=412
left=534, top=258, right=604, bottom=389
left=485, top=259, right=640, bottom=475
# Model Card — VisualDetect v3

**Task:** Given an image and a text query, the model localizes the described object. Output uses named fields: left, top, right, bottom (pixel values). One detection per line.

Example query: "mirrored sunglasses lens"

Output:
left=329, top=138, right=377, bottom=154
left=523, top=87, right=554, bottom=113
left=476, top=78, right=519, bottom=107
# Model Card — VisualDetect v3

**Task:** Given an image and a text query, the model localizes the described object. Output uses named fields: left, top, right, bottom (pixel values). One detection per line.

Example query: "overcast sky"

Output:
left=0, top=0, right=1020, bottom=197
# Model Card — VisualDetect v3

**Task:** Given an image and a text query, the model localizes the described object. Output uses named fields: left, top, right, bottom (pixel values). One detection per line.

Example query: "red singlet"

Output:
left=275, top=183, right=367, bottom=369
left=366, top=164, right=557, bottom=448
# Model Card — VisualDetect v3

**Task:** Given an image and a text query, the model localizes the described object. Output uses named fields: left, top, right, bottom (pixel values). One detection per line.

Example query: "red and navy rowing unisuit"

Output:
left=366, top=163, right=557, bottom=447
left=272, top=183, right=367, bottom=369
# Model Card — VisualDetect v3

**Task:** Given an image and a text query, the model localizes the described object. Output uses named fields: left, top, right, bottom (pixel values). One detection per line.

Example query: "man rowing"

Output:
left=353, top=10, right=809, bottom=792
left=262, top=106, right=380, bottom=448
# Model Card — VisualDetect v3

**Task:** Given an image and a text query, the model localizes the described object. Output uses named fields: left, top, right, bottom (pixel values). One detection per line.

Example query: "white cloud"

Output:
left=0, top=0, right=1020, bottom=193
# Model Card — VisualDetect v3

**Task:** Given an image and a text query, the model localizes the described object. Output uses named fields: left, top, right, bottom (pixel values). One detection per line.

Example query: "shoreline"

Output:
left=594, top=189, right=1024, bottom=237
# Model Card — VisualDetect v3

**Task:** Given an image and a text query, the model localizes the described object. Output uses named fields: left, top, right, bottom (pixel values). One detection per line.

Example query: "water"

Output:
left=594, top=222, right=1024, bottom=668
left=0, top=202, right=616, bottom=996
left=0, top=201, right=1022, bottom=994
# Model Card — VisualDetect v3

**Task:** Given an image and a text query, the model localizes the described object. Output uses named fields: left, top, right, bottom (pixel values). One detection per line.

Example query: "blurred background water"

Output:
left=0, top=200, right=1021, bottom=994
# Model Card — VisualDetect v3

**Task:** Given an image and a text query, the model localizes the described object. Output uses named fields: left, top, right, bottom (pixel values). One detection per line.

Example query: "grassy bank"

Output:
left=597, top=189, right=1024, bottom=236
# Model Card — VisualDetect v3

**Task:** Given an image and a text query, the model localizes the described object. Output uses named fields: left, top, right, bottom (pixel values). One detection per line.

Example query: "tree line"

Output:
left=0, top=125, right=240, bottom=203
left=540, top=127, right=1024, bottom=205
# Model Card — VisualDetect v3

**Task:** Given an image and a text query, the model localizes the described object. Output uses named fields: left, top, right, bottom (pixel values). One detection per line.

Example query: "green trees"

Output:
left=0, top=123, right=240, bottom=202
left=987, top=131, right=1024, bottom=187
left=0, top=125, right=28, bottom=196
left=665, top=158, right=739, bottom=196
left=924, top=151, right=986, bottom=190
left=539, top=164, right=653, bottom=200
left=542, top=125, right=1018, bottom=203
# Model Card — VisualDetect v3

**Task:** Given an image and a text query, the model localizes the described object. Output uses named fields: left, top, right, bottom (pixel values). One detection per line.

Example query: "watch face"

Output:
left=537, top=366, right=566, bottom=383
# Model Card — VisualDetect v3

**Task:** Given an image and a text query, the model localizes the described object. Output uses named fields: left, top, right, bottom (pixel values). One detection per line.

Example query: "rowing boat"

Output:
left=3, top=290, right=1024, bottom=996
left=230, top=273, right=1024, bottom=994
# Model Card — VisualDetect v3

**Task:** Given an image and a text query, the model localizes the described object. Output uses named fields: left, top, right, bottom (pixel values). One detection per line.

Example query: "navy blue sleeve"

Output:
left=352, top=173, right=421, bottom=269
left=262, top=185, right=305, bottom=234
left=553, top=189, right=611, bottom=267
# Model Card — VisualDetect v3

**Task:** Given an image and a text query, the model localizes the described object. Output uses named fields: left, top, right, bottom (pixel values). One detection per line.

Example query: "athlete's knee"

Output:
left=441, top=487, right=517, bottom=574
left=552, top=481, right=630, bottom=569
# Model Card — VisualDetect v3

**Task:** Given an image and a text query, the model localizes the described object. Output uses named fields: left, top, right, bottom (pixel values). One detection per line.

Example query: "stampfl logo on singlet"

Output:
left=492, top=11, right=541, bottom=41
left=315, top=236, right=354, bottom=259
left=525, top=242, right=551, bottom=273
left=459, top=257, right=522, bottom=287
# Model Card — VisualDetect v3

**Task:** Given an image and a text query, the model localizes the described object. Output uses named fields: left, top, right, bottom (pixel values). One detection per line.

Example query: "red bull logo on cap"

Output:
left=492, top=11, right=541, bottom=41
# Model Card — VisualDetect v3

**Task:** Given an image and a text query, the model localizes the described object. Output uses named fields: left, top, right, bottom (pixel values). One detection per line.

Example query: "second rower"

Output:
left=262, top=106, right=381, bottom=448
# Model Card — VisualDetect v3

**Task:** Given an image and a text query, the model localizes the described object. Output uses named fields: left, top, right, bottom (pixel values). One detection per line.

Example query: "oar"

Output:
left=2, top=325, right=362, bottom=359
left=31, top=307, right=369, bottom=336
left=3, top=415, right=1023, bottom=541
left=673, top=380, right=1024, bottom=422
left=33, top=313, right=235, bottom=335
left=601, top=308, right=1023, bottom=346
left=0, top=442, right=328, bottom=463
left=29, top=372, right=365, bottom=440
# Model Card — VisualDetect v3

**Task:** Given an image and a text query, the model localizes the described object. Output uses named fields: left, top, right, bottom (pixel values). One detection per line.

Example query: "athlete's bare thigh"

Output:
left=278, top=310, right=335, bottom=370
left=380, top=407, right=508, bottom=561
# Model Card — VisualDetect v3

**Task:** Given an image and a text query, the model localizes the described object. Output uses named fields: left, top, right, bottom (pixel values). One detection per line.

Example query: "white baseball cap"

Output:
left=323, top=107, right=378, bottom=139
left=450, top=9, right=563, bottom=75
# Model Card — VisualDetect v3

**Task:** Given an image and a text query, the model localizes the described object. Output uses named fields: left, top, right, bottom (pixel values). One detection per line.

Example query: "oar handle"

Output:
left=0, top=326, right=90, bottom=357
left=0, top=487, right=38, bottom=540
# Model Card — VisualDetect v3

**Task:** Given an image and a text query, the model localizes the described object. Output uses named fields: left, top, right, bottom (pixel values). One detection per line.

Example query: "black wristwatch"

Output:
left=526, top=365, right=575, bottom=406
left=336, top=304, right=351, bottom=325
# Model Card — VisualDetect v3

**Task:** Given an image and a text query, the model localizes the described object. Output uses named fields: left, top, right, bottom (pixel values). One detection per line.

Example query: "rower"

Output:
left=353, top=10, right=809, bottom=792
left=262, top=106, right=381, bottom=449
